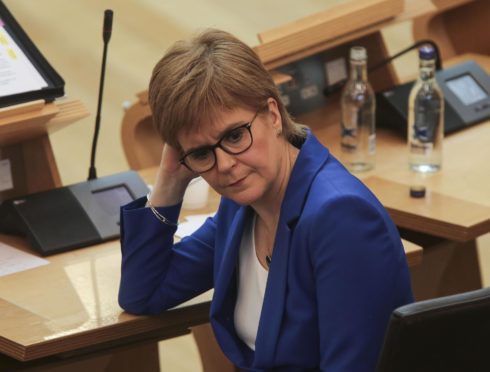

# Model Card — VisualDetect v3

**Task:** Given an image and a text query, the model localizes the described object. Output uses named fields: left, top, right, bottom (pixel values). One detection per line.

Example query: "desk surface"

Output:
left=303, top=53, right=490, bottom=242
left=0, top=166, right=421, bottom=362
left=0, top=232, right=212, bottom=362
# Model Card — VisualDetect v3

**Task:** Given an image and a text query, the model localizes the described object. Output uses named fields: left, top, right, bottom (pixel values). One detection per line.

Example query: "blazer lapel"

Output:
left=254, top=131, right=330, bottom=366
left=212, top=205, right=251, bottom=309
left=254, top=219, right=292, bottom=365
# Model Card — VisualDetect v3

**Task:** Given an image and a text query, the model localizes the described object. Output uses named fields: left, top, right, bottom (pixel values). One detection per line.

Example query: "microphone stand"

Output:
left=88, top=9, right=113, bottom=181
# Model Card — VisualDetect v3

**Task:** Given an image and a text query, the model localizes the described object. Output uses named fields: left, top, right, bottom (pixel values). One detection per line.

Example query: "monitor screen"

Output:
left=92, top=185, right=133, bottom=217
left=446, top=74, right=488, bottom=106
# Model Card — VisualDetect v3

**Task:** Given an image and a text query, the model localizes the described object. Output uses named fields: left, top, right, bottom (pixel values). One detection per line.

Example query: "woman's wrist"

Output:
left=149, top=170, right=193, bottom=207
left=145, top=190, right=179, bottom=226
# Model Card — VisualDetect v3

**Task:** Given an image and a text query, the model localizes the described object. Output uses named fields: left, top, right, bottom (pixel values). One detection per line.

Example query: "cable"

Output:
left=323, top=39, right=442, bottom=96
left=368, top=39, right=442, bottom=73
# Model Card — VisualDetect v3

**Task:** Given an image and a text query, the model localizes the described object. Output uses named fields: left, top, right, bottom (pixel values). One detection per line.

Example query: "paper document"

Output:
left=0, top=241, right=49, bottom=277
left=176, top=213, right=215, bottom=238
left=0, top=24, right=48, bottom=97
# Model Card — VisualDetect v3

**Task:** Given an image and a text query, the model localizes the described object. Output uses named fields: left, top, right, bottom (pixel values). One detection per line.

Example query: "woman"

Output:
left=118, top=29, right=413, bottom=371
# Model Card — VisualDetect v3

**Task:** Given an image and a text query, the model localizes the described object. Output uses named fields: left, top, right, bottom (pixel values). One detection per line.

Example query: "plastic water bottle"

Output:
left=340, top=46, right=376, bottom=172
left=408, top=45, right=444, bottom=173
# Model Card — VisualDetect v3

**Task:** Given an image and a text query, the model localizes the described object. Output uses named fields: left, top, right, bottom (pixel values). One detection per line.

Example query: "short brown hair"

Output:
left=148, top=28, right=305, bottom=151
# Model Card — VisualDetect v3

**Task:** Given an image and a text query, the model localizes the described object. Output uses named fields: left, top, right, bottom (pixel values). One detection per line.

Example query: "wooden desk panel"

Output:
left=255, top=0, right=403, bottom=66
left=0, top=100, right=90, bottom=202
left=363, top=176, right=490, bottom=242
left=0, top=100, right=88, bottom=147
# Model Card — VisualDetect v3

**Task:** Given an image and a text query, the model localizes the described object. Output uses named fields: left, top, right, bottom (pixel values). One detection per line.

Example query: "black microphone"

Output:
left=88, top=9, right=114, bottom=180
left=103, top=9, right=113, bottom=43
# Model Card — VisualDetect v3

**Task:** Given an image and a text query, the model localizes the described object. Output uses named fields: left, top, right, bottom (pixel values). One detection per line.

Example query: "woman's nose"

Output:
left=214, top=147, right=237, bottom=172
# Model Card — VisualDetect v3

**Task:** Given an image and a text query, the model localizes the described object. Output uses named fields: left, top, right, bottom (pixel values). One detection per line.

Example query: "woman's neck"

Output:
left=252, top=141, right=299, bottom=232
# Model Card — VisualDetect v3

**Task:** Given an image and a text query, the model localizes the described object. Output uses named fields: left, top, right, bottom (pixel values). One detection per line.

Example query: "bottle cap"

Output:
left=419, top=45, right=435, bottom=60
left=350, top=46, right=367, bottom=61
left=409, top=185, right=426, bottom=198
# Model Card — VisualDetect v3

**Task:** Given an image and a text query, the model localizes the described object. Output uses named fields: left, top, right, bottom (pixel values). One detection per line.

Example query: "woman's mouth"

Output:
left=228, top=175, right=247, bottom=188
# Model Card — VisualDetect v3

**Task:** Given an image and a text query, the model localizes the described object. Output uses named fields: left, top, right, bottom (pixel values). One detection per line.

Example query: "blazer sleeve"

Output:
left=309, top=195, right=411, bottom=372
left=118, top=197, right=216, bottom=315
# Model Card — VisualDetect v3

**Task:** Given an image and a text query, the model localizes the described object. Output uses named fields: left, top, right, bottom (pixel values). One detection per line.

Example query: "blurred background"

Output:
left=1, top=1, right=422, bottom=370
left=3, top=0, right=416, bottom=186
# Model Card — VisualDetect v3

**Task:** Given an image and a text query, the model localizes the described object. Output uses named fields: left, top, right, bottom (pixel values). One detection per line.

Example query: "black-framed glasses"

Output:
left=180, top=110, right=260, bottom=173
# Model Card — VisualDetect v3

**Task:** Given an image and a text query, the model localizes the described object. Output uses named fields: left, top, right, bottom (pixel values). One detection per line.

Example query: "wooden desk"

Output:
left=299, top=53, right=490, bottom=300
left=0, top=234, right=213, bottom=371
left=0, top=167, right=421, bottom=371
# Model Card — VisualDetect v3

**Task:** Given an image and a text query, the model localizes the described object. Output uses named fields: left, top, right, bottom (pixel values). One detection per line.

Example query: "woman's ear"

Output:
left=267, top=97, right=282, bottom=134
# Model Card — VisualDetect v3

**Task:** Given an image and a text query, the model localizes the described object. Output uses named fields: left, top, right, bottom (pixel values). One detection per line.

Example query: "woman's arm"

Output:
left=118, top=200, right=217, bottom=315
left=118, top=144, right=215, bottom=314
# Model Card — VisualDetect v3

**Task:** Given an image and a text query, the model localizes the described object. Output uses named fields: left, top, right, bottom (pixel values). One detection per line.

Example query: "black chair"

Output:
left=377, top=287, right=490, bottom=372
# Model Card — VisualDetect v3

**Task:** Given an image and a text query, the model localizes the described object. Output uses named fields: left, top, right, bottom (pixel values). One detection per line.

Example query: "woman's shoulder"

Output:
left=313, top=159, right=377, bottom=202
left=302, top=159, right=391, bottom=228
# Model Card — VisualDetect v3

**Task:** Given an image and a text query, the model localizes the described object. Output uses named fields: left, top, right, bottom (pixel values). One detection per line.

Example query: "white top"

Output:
left=234, top=214, right=269, bottom=351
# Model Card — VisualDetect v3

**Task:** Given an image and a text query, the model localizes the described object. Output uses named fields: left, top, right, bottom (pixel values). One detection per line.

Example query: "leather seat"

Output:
left=377, top=286, right=490, bottom=372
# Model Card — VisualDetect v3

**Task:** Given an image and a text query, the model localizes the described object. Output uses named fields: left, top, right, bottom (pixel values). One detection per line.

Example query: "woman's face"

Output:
left=177, top=100, right=286, bottom=206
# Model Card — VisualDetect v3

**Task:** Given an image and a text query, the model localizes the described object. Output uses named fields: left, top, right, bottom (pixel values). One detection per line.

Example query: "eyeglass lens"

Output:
left=184, top=124, right=253, bottom=172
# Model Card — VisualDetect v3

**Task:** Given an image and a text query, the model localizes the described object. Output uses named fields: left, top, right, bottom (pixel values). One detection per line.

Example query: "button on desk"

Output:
left=0, top=166, right=421, bottom=371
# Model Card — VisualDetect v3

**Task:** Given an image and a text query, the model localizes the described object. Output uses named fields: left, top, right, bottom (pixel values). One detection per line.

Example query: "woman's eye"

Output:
left=225, top=128, right=245, bottom=144
left=189, top=149, right=211, bottom=161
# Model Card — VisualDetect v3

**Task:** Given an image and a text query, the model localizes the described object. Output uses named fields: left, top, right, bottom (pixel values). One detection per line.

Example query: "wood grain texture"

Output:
left=121, top=93, right=162, bottom=170
left=413, top=0, right=490, bottom=60
left=255, top=0, right=403, bottom=65
left=0, top=100, right=88, bottom=146
left=0, top=229, right=212, bottom=362
left=364, top=177, right=490, bottom=242
left=0, top=100, right=89, bottom=201
left=0, top=103, right=59, bottom=147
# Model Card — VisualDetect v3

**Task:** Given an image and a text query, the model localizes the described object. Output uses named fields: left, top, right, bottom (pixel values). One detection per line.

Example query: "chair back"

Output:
left=377, top=287, right=490, bottom=372
left=121, top=91, right=163, bottom=170
left=412, top=1, right=490, bottom=60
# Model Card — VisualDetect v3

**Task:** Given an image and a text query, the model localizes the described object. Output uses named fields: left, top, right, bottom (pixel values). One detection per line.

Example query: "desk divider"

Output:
left=254, top=0, right=403, bottom=67
left=0, top=100, right=89, bottom=202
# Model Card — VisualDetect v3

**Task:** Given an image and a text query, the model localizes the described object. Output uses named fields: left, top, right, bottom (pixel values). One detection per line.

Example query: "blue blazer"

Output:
left=119, top=131, right=413, bottom=371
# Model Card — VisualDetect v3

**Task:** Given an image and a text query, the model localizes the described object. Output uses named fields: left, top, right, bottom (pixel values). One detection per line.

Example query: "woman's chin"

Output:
left=224, top=188, right=262, bottom=206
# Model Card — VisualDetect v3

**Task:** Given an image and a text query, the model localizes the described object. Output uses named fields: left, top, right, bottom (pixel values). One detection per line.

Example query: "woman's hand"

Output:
left=150, top=144, right=197, bottom=207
